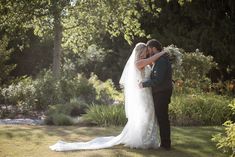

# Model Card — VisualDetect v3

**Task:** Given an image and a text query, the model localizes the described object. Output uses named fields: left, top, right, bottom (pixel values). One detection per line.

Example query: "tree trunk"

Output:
left=52, top=12, right=62, bottom=78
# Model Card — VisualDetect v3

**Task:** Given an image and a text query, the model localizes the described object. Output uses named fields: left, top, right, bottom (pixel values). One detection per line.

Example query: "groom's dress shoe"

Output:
left=163, top=146, right=171, bottom=151
left=160, top=144, right=171, bottom=151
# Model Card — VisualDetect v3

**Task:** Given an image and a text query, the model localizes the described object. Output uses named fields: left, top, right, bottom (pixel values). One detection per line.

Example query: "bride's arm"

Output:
left=136, top=51, right=165, bottom=70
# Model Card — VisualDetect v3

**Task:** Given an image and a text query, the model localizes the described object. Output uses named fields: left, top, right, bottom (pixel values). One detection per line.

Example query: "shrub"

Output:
left=170, top=93, right=233, bottom=126
left=45, top=104, right=70, bottom=125
left=68, top=98, right=88, bottom=117
left=71, top=74, right=96, bottom=104
left=1, top=77, right=36, bottom=110
left=179, top=52, right=217, bottom=80
left=35, top=71, right=120, bottom=110
left=0, top=36, right=16, bottom=85
left=83, top=104, right=127, bottom=126
left=45, top=99, right=89, bottom=125
left=50, top=113, right=74, bottom=126
left=33, top=70, right=63, bottom=110
left=212, top=100, right=235, bottom=157
left=211, top=80, right=235, bottom=96
left=173, top=51, right=217, bottom=93
left=89, top=74, right=123, bottom=105
left=0, top=67, right=123, bottom=119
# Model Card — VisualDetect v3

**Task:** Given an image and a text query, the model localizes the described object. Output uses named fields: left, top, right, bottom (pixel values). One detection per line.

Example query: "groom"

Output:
left=139, top=39, right=173, bottom=150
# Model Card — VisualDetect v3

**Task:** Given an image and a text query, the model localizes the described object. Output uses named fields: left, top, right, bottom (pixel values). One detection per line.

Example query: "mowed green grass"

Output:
left=0, top=125, right=227, bottom=157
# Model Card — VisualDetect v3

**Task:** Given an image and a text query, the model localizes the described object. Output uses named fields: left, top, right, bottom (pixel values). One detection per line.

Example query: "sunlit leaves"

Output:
left=0, top=0, right=161, bottom=51
left=0, top=36, right=16, bottom=84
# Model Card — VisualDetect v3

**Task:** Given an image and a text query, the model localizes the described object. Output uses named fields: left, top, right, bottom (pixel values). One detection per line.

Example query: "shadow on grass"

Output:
left=44, top=125, right=225, bottom=157
left=0, top=125, right=227, bottom=157
left=126, top=147, right=193, bottom=157
left=55, top=146, right=196, bottom=157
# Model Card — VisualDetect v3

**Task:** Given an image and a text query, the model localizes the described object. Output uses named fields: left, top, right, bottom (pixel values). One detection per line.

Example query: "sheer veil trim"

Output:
left=119, top=42, right=146, bottom=118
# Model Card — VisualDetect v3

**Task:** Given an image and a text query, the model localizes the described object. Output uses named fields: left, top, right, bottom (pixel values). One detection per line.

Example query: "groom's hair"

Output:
left=147, top=39, right=162, bottom=51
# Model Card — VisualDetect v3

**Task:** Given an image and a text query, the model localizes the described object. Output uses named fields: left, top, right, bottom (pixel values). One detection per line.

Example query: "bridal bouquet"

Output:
left=163, top=44, right=183, bottom=68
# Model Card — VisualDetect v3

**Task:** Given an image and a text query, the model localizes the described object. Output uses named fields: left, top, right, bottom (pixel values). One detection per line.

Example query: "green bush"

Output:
left=59, top=60, right=97, bottom=104
left=33, top=70, right=63, bottom=109
left=1, top=77, right=36, bottom=110
left=179, top=52, right=217, bottom=80
left=0, top=67, right=123, bottom=118
left=71, top=74, right=96, bottom=104
left=45, top=104, right=71, bottom=125
left=31, top=71, right=122, bottom=110
left=89, top=74, right=123, bottom=105
left=68, top=98, right=88, bottom=117
left=212, top=100, right=235, bottom=157
left=0, top=36, right=16, bottom=85
left=173, top=51, right=217, bottom=93
left=211, top=80, right=235, bottom=96
left=43, top=92, right=233, bottom=127
left=45, top=99, right=88, bottom=125
left=50, top=113, right=74, bottom=126
left=170, top=93, right=233, bottom=126
left=83, top=104, right=127, bottom=126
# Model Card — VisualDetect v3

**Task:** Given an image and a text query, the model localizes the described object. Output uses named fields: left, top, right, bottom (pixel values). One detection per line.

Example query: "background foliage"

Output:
left=0, top=0, right=234, bottom=87
left=0, top=1, right=234, bottom=155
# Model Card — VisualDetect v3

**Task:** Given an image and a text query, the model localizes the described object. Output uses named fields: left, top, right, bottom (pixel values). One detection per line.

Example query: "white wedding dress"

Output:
left=49, top=43, right=160, bottom=151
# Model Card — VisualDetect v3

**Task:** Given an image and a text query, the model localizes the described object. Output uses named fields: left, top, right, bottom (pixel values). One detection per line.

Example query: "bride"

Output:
left=49, top=43, right=165, bottom=151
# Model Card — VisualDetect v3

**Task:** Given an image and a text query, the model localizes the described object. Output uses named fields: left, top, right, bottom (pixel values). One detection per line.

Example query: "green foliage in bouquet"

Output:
left=164, top=45, right=183, bottom=68
left=212, top=99, right=235, bottom=157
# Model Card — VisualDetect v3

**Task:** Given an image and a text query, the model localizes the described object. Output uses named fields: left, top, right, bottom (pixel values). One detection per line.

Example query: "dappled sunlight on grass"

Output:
left=172, top=126, right=225, bottom=157
left=0, top=125, right=228, bottom=157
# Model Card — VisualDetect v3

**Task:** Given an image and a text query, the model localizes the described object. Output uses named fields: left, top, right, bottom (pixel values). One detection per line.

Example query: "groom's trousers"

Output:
left=152, top=88, right=172, bottom=148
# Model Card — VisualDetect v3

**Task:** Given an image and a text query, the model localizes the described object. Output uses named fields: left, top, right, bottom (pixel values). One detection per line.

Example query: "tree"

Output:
left=0, top=0, right=70, bottom=78
left=0, top=36, right=16, bottom=84
left=0, top=0, right=160, bottom=78
left=140, top=0, right=235, bottom=81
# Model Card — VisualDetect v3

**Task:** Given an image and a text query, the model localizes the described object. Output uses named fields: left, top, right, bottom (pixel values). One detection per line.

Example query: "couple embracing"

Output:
left=50, top=39, right=173, bottom=151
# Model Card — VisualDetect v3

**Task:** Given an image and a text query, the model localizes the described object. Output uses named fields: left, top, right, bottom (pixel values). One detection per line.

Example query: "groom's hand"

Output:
left=139, top=82, right=144, bottom=88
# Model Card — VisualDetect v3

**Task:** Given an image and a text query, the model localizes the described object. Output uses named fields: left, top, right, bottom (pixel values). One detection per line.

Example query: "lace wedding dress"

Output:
left=49, top=43, right=160, bottom=151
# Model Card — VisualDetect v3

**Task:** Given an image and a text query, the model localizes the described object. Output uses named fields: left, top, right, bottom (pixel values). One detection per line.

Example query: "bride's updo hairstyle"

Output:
left=134, top=42, right=147, bottom=59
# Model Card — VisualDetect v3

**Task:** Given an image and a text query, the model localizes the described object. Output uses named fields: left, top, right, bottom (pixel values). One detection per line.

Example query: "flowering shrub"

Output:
left=1, top=77, right=37, bottom=110
left=172, top=50, right=217, bottom=93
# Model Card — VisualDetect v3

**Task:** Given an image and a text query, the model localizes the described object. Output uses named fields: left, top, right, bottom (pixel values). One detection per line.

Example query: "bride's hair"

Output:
left=134, top=43, right=147, bottom=59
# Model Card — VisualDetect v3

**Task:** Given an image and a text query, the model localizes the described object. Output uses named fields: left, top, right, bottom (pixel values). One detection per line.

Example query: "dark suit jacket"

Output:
left=142, top=54, right=173, bottom=92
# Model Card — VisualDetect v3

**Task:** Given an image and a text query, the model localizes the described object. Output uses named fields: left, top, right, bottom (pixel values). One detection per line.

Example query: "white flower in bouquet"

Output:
left=163, top=44, right=183, bottom=68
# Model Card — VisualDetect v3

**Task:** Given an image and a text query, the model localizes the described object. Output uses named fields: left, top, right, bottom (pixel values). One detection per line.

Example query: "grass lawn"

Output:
left=0, top=125, right=227, bottom=157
